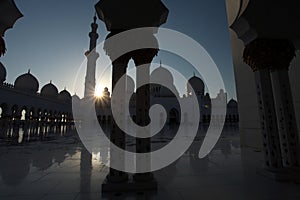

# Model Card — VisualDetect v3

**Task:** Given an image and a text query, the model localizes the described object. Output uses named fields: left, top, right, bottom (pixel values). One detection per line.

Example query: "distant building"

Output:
left=94, top=64, right=239, bottom=125
left=0, top=62, right=75, bottom=138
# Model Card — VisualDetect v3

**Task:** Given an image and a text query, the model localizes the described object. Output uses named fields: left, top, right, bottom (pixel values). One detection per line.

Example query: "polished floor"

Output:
left=0, top=126, right=300, bottom=200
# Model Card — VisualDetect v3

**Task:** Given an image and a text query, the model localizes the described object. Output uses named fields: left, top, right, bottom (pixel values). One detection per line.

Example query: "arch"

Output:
left=29, top=107, right=35, bottom=119
left=20, top=106, right=28, bottom=121
left=0, top=103, right=9, bottom=119
left=37, top=108, right=42, bottom=121
left=11, top=105, right=19, bottom=120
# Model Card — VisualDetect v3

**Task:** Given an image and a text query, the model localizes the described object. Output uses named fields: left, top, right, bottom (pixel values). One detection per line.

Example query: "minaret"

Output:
left=84, top=15, right=99, bottom=99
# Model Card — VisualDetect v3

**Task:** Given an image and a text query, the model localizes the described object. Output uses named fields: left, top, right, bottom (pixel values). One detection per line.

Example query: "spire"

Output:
left=93, top=12, right=97, bottom=24
left=84, top=14, right=99, bottom=99
left=89, top=15, right=99, bottom=52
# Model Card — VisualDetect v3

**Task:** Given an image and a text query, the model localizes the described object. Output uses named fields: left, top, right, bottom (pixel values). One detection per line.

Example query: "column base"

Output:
left=257, top=167, right=300, bottom=183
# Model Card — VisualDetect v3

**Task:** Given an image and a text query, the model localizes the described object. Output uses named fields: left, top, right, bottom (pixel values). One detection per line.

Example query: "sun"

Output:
left=94, top=84, right=103, bottom=98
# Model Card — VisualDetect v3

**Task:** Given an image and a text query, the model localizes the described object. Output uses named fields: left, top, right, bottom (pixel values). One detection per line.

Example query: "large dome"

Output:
left=150, top=65, right=178, bottom=97
left=151, top=65, right=174, bottom=84
left=14, top=70, right=39, bottom=93
left=58, top=89, right=71, bottom=101
left=0, top=62, right=7, bottom=83
left=187, top=75, right=205, bottom=97
left=41, top=82, right=58, bottom=98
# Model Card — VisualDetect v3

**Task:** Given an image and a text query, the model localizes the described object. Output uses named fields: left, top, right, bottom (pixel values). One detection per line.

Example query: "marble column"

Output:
left=243, top=38, right=300, bottom=171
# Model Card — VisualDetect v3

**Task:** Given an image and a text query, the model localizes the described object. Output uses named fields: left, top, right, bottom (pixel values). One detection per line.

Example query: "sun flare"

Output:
left=94, top=84, right=103, bottom=98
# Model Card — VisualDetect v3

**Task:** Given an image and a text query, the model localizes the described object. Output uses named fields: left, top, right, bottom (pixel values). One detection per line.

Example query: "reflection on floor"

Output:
left=0, top=125, right=300, bottom=200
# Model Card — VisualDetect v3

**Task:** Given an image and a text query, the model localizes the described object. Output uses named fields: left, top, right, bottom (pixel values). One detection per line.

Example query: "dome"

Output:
left=151, top=66, right=174, bottom=84
left=41, top=81, right=58, bottom=98
left=72, top=94, right=81, bottom=101
left=150, top=65, right=178, bottom=97
left=228, top=99, right=238, bottom=108
left=0, top=62, right=6, bottom=83
left=58, top=89, right=71, bottom=101
left=187, top=75, right=204, bottom=97
left=14, top=70, right=39, bottom=93
left=103, top=87, right=111, bottom=98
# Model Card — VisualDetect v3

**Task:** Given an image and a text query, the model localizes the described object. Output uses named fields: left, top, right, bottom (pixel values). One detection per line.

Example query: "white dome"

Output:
left=0, top=62, right=7, bottom=83
left=151, top=66, right=173, bottom=84
left=72, top=94, right=81, bottom=102
left=14, top=70, right=39, bottom=93
left=187, top=76, right=204, bottom=97
left=58, top=89, right=71, bottom=101
left=41, top=82, right=58, bottom=98
left=150, top=65, right=178, bottom=97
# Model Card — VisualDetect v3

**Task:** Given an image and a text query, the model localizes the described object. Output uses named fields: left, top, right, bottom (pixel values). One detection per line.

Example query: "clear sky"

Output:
left=1, top=0, right=236, bottom=99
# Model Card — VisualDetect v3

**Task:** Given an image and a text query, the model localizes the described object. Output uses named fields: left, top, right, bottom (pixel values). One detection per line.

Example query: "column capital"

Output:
left=132, top=49, right=158, bottom=66
left=243, top=39, right=296, bottom=71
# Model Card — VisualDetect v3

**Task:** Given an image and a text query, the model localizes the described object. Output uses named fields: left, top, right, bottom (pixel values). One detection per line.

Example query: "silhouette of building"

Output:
left=94, top=63, right=239, bottom=125
left=0, top=62, right=75, bottom=139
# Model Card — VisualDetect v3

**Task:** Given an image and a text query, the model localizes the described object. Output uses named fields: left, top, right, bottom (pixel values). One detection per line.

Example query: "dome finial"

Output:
left=64, top=86, right=66, bottom=90
left=50, top=80, right=52, bottom=84
left=193, top=72, right=195, bottom=77
left=28, top=69, right=31, bottom=74
left=160, top=60, right=162, bottom=67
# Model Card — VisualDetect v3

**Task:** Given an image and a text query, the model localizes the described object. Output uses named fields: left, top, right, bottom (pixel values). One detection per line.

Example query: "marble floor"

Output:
left=0, top=126, right=300, bottom=200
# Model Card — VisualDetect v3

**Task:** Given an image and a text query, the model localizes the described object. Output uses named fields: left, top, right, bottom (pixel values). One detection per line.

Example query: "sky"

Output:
left=1, top=0, right=236, bottom=99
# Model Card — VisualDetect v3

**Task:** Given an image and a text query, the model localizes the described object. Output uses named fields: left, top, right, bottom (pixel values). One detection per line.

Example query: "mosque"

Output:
left=95, top=64, right=239, bottom=126
left=0, top=14, right=239, bottom=141
left=0, top=62, right=75, bottom=139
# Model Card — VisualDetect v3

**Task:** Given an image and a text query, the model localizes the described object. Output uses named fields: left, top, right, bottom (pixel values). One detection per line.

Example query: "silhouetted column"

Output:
left=107, top=54, right=130, bottom=183
left=132, top=49, right=158, bottom=182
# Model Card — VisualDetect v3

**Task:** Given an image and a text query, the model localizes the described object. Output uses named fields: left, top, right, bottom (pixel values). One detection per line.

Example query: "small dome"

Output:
left=0, top=62, right=6, bottom=83
left=14, top=70, right=39, bottom=93
left=187, top=75, right=204, bottom=97
left=103, top=87, right=110, bottom=98
left=72, top=94, right=81, bottom=102
left=58, top=89, right=71, bottom=101
left=228, top=99, right=238, bottom=108
left=41, top=81, right=58, bottom=98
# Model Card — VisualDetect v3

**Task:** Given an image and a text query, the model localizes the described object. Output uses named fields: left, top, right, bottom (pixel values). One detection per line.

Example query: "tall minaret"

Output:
left=84, top=15, right=99, bottom=99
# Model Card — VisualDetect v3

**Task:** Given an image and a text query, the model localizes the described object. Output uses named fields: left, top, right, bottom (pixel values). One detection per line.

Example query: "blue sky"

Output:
left=1, top=0, right=236, bottom=99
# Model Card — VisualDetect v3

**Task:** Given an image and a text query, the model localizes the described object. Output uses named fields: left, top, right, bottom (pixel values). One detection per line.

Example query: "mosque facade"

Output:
left=94, top=64, right=239, bottom=126
left=0, top=62, right=75, bottom=139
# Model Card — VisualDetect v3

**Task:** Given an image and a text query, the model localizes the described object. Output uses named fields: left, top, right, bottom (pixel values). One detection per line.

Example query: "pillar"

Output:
left=132, top=48, right=158, bottom=182
left=243, top=38, right=300, bottom=173
left=106, top=54, right=130, bottom=183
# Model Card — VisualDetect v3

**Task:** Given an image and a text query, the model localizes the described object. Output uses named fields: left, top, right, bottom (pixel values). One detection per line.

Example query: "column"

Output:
left=243, top=39, right=284, bottom=170
left=106, top=54, right=130, bottom=183
left=132, top=48, right=158, bottom=182
left=243, top=38, right=300, bottom=171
